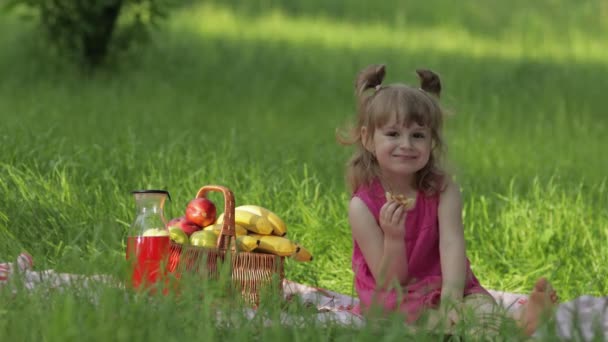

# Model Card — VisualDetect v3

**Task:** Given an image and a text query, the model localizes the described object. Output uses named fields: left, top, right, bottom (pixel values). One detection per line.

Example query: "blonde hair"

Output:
left=337, top=64, right=447, bottom=195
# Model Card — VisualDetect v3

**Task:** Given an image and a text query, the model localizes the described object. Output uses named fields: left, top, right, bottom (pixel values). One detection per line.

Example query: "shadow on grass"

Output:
left=1, top=7, right=607, bottom=186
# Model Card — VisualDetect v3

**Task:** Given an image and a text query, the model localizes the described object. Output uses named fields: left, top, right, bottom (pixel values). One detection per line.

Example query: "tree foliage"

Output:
left=5, top=0, right=176, bottom=67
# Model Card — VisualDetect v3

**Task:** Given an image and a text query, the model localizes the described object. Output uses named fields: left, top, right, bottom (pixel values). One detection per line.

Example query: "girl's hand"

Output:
left=379, top=200, right=407, bottom=238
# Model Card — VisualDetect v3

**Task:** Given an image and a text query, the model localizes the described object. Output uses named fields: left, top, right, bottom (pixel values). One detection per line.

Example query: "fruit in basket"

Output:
left=217, top=210, right=273, bottom=235
left=235, top=205, right=287, bottom=236
left=190, top=230, right=218, bottom=248
left=169, top=227, right=189, bottom=245
left=249, top=234, right=297, bottom=256
left=204, top=223, right=248, bottom=236
left=235, top=235, right=260, bottom=252
left=185, top=198, right=217, bottom=228
left=291, top=245, right=313, bottom=262
left=166, top=216, right=201, bottom=237
left=142, top=228, right=170, bottom=237
left=203, top=224, right=221, bottom=237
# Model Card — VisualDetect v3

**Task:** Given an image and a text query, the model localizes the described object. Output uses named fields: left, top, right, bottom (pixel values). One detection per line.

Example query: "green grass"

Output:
left=1, top=0, right=607, bottom=340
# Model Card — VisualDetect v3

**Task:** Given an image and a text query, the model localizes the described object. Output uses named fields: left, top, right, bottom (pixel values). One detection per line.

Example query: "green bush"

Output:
left=4, top=0, right=176, bottom=67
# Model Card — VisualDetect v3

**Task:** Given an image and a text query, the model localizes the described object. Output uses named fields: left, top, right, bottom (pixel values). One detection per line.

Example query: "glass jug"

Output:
left=126, top=190, right=171, bottom=290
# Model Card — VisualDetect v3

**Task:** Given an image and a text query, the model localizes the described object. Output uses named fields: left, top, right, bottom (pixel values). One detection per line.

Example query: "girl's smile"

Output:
left=370, top=119, right=432, bottom=178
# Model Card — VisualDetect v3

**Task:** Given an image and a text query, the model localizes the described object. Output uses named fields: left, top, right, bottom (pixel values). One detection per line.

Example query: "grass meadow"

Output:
left=1, top=0, right=607, bottom=340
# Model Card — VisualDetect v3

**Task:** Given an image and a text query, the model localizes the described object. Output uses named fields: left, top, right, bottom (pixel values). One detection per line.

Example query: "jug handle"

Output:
left=195, top=185, right=235, bottom=251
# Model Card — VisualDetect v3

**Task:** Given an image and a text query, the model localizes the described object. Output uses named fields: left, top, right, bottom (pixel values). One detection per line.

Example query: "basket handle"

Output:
left=195, top=185, right=235, bottom=250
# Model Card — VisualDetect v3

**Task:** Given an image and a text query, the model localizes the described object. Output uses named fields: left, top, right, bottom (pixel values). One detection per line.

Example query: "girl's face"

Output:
left=366, top=115, right=432, bottom=179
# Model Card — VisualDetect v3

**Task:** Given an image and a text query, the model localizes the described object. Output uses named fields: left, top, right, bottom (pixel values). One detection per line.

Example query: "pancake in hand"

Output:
left=385, top=191, right=416, bottom=210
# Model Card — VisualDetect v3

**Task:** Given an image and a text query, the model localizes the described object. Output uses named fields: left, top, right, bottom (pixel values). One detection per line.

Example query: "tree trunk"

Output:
left=82, top=0, right=123, bottom=66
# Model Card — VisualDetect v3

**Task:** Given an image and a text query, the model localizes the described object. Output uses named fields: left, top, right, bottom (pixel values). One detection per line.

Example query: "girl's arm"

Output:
left=438, top=180, right=467, bottom=303
left=349, top=197, right=408, bottom=289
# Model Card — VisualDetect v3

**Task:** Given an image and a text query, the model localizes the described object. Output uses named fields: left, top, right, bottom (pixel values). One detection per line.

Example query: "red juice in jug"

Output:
left=126, top=235, right=170, bottom=290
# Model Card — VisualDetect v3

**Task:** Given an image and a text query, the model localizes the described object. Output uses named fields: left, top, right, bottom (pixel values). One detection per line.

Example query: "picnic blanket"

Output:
left=2, top=253, right=607, bottom=340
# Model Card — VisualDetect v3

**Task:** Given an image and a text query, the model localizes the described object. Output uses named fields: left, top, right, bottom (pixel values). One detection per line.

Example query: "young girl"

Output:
left=338, top=64, right=558, bottom=336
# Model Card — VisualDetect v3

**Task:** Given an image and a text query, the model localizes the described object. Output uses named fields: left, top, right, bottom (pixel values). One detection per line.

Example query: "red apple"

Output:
left=185, top=198, right=217, bottom=227
left=166, top=216, right=201, bottom=237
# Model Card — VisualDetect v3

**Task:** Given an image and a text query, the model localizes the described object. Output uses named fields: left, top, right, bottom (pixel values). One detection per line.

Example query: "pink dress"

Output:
left=352, top=179, right=491, bottom=322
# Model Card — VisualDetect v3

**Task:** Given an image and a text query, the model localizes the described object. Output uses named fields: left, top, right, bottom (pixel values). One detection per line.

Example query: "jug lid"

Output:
left=131, top=189, right=171, bottom=201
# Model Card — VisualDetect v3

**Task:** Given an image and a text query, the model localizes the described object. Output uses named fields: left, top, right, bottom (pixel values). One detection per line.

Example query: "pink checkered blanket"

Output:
left=2, top=253, right=606, bottom=340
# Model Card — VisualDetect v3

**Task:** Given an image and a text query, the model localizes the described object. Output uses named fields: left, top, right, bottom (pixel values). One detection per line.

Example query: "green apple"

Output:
left=169, top=227, right=189, bottom=245
left=142, top=228, right=170, bottom=237
left=190, top=230, right=218, bottom=248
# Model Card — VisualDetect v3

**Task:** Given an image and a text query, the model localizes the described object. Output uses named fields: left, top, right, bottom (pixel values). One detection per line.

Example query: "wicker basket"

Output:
left=168, top=185, right=284, bottom=305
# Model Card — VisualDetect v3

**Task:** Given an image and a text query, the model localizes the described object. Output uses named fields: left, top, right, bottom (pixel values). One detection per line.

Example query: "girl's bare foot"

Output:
left=517, top=277, right=559, bottom=336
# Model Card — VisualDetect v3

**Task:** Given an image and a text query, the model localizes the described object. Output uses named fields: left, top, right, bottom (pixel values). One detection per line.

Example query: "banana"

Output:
left=249, top=234, right=297, bottom=256
left=217, top=211, right=273, bottom=235
left=235, top=235, right=260, bottom=252
left=204, top=222, right=248, bottom=236
left=236, top=205, right=287, bottom=236
left=291, top=245, right=313, bottom=262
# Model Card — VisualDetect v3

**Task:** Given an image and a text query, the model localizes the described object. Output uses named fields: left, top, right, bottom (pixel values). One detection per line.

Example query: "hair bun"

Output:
left=416, top=69, right=441, bottom=98
left=355, top=64, right=386, bottom=96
